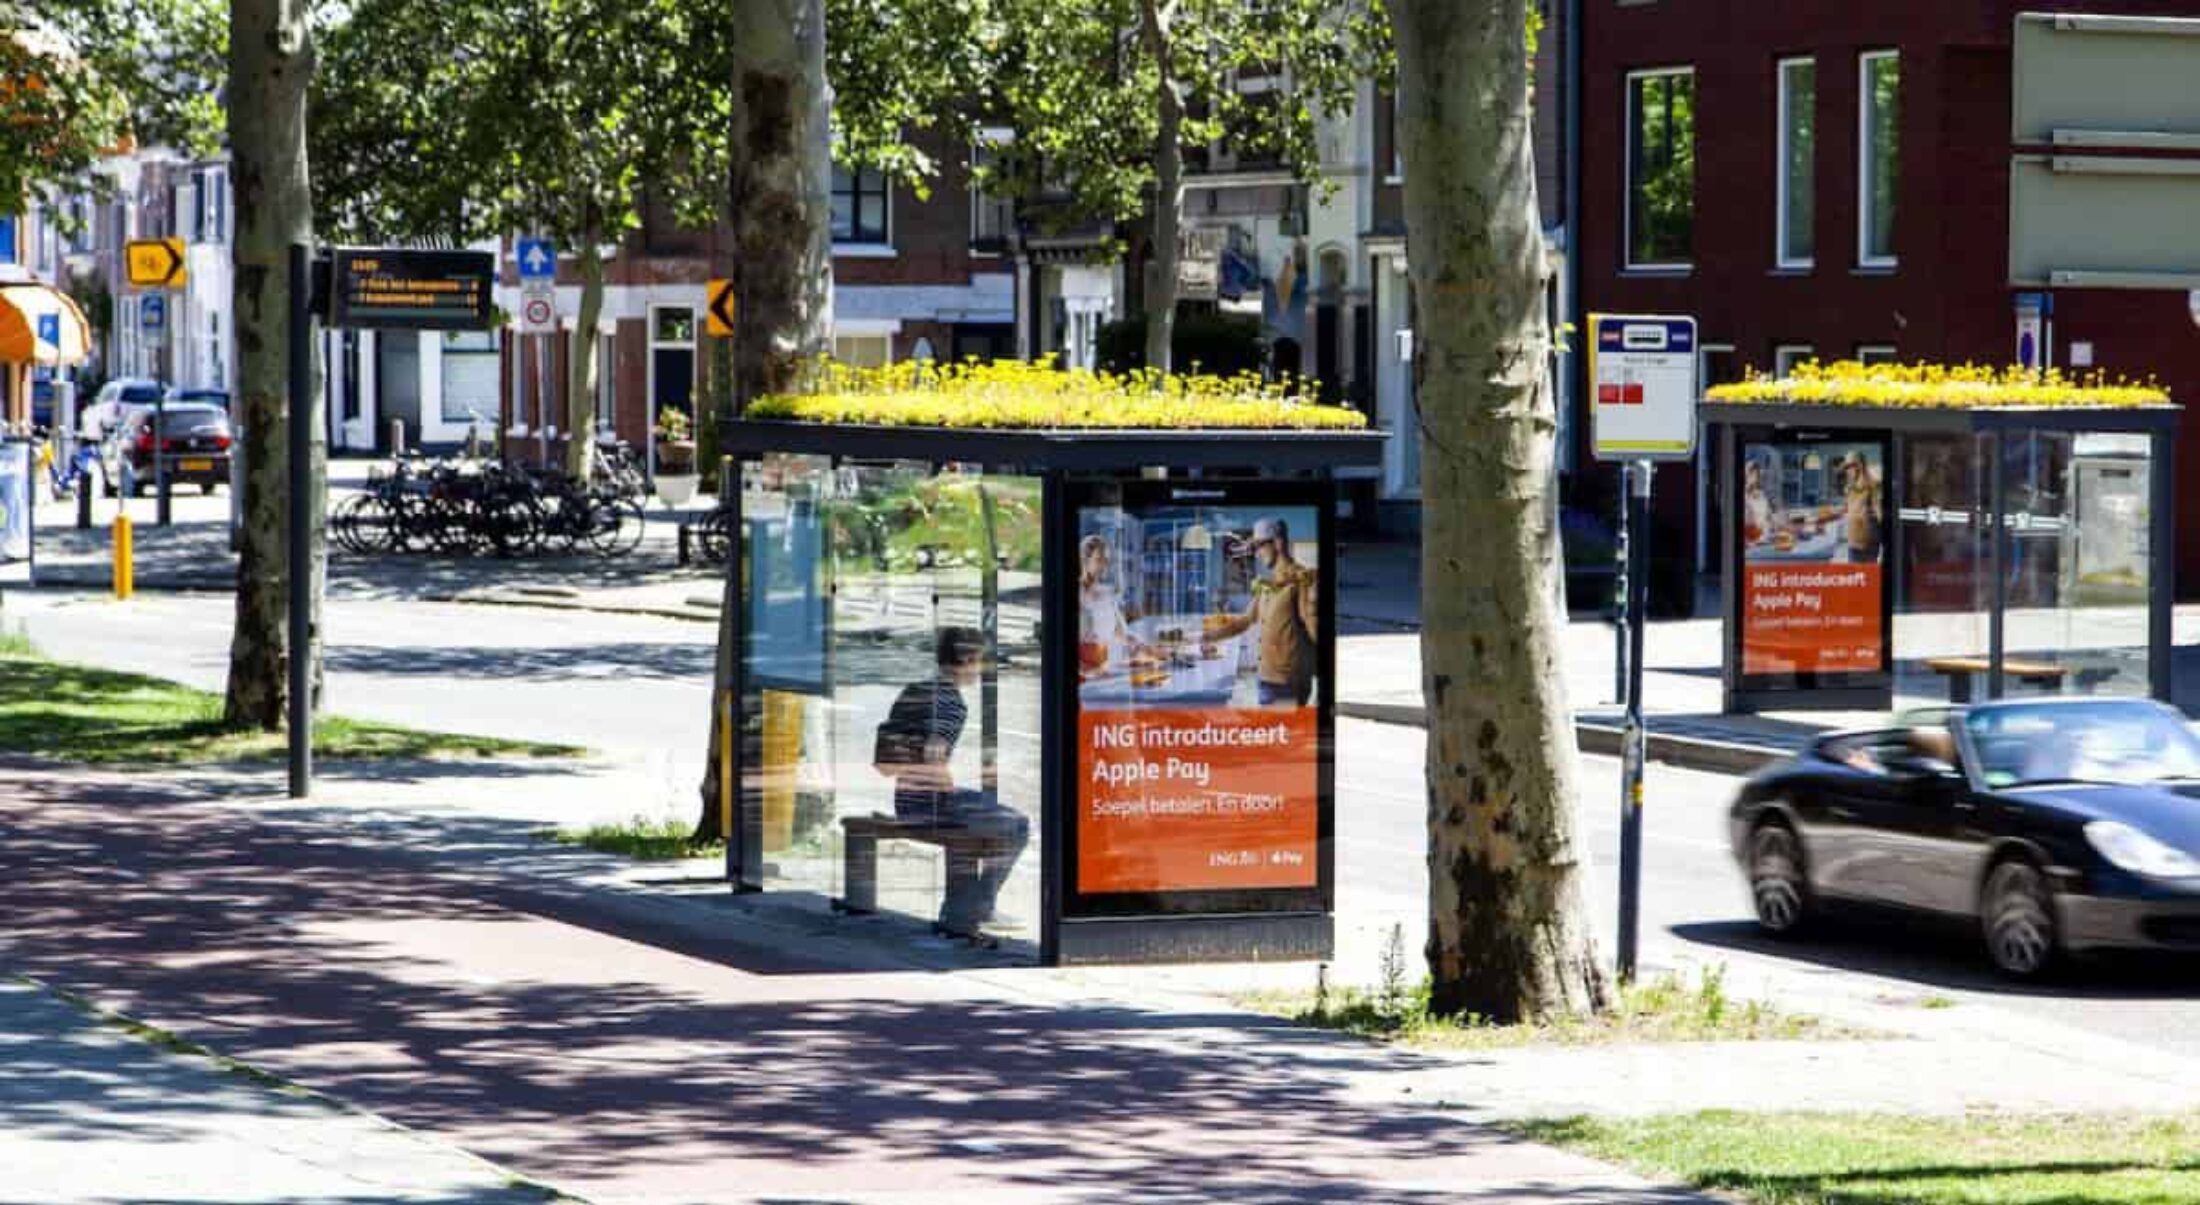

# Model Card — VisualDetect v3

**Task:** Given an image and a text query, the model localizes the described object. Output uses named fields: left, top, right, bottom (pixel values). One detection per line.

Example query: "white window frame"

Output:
left=1774, top=56, right=1814, bottom=270
left=1857, top=49, right=1899, bottom=269
left=1856, top=344, right=1897, bottom=366
left=1773, top=343, right=1814, bottom=377
left=1624, top=65, right=1696, bottom=272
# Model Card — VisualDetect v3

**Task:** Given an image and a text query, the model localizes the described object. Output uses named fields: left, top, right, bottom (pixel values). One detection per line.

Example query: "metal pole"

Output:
left=155, top=390, right=170, bottom=526
left=287, top=242, right=313, bottom=800
left=1618, top=460, right=1651, bottom=982
left=1613, top=475, right=1630, bottom=704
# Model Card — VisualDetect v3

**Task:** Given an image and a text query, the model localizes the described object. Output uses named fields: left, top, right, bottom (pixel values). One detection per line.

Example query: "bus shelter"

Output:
left=714, top=417, right=1385, bottom=966
left=1706, top=369, right=2177, bottom=714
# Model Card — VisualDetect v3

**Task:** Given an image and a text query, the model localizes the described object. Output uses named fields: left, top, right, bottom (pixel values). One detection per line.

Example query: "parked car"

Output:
left=167, top=387, right=231, bottom=412
left=1733, top=697, right=2200, bottom=979
left=80, top=377, right=166, bottom=441
left=103, top=402, right=234, bottom=497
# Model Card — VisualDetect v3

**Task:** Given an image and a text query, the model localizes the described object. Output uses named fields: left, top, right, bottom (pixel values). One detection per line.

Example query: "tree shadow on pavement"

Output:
left=0, top=772, right=1712, bottom=1204
left=1673, top=918, right=2200, bottom=1001
left=324, top=641, right=716, bottom=683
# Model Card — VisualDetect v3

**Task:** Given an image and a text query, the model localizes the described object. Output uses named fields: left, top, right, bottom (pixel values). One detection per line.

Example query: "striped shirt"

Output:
left=875, top=677, right=968, bottom=820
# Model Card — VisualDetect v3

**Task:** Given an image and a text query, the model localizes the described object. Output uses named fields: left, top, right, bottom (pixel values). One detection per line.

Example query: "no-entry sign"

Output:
left=1589, top=313, right=1698, bottom=462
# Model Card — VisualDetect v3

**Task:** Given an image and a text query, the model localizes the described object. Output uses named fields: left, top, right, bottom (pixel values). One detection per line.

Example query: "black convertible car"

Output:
left=1732, top=697, right=2200, bottom=979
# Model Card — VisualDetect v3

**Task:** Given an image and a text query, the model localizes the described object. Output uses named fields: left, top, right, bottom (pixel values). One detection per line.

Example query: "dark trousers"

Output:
left=934, top=791, right=1030, bottom=932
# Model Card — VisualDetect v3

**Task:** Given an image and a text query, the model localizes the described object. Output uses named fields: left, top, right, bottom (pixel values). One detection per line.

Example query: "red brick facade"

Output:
left=1581, top=1, right=2200, bottom=595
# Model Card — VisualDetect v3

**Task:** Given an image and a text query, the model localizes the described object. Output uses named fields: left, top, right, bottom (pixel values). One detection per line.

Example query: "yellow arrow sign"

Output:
left=706, top=279, right=736, bottom=337
left=126, top=237, right=187, bottom=289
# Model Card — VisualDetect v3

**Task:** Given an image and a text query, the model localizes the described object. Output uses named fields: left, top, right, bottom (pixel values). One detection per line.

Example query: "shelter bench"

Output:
left=1923, top=656, right=2114, bottom=703
left=832, top=814, right=1022, bottom=916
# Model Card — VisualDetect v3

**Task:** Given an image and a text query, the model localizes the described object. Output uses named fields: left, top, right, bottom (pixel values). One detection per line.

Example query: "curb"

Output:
left=1337, top=701, right=1786, bottom=777
left=424, top=591, right=722, bottom=625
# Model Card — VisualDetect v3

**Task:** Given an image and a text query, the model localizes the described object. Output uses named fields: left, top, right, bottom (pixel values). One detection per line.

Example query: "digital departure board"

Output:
left=326, top=249, right=494, bottom=331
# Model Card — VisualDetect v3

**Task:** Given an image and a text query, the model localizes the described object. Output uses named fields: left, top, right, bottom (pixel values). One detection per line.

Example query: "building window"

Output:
left=831, top=165, right=890, bottom=245
left=1773, top=344, right=1813, bottom=377
left=1775, top=57, right=1815, bottom=269
left=440, top=330, right=499, bottom=423
left=1626, top=67, right=1695, bottom=269
left=833, top=334, right=892, bottom=368
left=1859, top=50, right=1899, bottom=267
left=970, top=132, right=1014, bottom=252
left=1857, top=344, right=1897, bottom=366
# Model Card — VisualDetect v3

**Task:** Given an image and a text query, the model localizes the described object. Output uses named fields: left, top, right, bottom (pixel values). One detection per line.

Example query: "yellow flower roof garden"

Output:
left=1706, top=360, right=2173, bottom=410
left=748, top=357, right=1371, bottom=431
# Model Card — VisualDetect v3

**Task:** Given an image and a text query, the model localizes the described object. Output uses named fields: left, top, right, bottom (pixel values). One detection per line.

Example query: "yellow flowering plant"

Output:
left=747, top=356, right=1370, bottom=431
left=1706, top=359, right=2172, bottom=410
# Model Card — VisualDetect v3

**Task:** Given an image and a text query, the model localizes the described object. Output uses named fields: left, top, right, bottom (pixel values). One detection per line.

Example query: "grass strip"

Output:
left=1239, top=950, right=1838, bottom=1049
left=1515, top=1111, right=2200, bottom=1205
left=543, top=815, right=726, bottom=861
left=0, top=642, right=581, bottom=764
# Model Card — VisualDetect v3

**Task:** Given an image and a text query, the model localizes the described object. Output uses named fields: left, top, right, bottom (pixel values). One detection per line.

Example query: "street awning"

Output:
left=0, top=281, right=92, bottom=366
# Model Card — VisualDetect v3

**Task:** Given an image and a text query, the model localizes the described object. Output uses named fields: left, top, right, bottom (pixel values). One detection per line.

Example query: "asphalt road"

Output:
left=10, top=588, right=2200, bottom=1058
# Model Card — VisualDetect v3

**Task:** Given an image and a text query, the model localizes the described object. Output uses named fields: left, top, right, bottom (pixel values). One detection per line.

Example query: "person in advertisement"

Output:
left=872, top=626, right=1030, bottom=938
left=1078, top=534, right=1153, bottom=674
left=1839, top=450, right=1883, bottom=563
left=1206, top=517, right=1318, bottom=707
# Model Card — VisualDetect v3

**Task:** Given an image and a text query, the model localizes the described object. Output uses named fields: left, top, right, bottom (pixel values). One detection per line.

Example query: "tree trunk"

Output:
left=563, top=227, right=605, bottom=481
left=693, top=0, right=833, bottom=843
left=223, top=0, right=320, bottom=731
left=1138, top=0, right=1182, bottom=376
left=1393, top=0, right=1607, bottom=1022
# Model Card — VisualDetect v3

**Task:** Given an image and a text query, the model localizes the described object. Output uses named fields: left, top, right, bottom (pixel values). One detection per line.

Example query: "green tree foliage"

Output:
left=825, top=0, right=1390, bottom=371
left=310, top=0, right=737, bottom=474
left=0, top=0, right=222, bottom=219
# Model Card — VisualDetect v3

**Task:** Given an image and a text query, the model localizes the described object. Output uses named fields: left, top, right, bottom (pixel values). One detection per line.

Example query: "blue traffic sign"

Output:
left=140, top=294, right=167, bottom=331
left=517, top=237, right=556, bottom=281
left=35, top=313, right=59, bottom=348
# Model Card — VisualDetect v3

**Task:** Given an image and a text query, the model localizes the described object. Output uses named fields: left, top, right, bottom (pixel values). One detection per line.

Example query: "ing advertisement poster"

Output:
left=1739, top=437, right=1889, bottom=679
left=1066, top=481, right=1332, bottom=914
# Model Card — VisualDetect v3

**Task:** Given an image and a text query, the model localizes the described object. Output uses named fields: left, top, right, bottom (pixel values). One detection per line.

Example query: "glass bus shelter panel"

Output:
left=739, top=454, right=838, bottom=896
left=816, top=464, right=1045, bottom=952
left=1894, top=433, right=1991, bottom=708
left=2002, top=430, right=2151, bottom=699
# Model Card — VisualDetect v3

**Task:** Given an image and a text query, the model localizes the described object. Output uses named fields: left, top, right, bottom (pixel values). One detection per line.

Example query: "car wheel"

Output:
left=1749, top=820, right=1814, bottom=937
left=200, top=482, right=217, bottom=496
left=1982, top=858, right=2061, bottom=980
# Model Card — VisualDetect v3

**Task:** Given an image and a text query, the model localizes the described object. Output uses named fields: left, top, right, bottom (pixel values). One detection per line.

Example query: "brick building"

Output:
left=1579, top=2, right=2200, bottom=600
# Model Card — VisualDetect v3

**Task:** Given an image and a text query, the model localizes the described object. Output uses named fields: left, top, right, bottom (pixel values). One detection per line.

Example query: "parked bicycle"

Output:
left=333, top=452, right=645, bottom=560
left=36, top=433, right=101, bottom=501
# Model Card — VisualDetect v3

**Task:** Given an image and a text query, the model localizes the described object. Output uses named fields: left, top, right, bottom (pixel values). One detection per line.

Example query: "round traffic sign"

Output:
left=523, top=296, right=554, bottom=328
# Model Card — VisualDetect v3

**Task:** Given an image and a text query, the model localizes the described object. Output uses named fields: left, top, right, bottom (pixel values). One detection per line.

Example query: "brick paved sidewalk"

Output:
left=0, top=974, right=561, bottom=1205
left=0, top=758, right=1718, bottom=1205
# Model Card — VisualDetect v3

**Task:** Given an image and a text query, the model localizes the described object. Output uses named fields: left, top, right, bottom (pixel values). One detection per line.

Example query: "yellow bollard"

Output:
left=113, top=513, right=134, bottom=601
left=761, top=689, right=802, bottom=853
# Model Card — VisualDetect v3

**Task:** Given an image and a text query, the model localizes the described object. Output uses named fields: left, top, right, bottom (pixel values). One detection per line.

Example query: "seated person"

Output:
left=873, top=626, right=1031, bottom=937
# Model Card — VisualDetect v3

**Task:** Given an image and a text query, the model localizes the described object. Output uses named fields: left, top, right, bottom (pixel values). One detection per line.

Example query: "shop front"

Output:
left=712, top=396, right=1381, bottom=966
left=1709, top=366, right=2177, bottom=714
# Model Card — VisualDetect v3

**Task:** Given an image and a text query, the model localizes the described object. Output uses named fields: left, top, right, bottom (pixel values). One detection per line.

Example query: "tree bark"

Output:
left=693, top=0, right=833, bottom=843
left=1138, top=0, right=1182, bottom=375
left=223, top=0, right=320, bottom=730
left=1393, top=0, right=1607, bottom=1022
left=563, top=225, right=605, bottom=481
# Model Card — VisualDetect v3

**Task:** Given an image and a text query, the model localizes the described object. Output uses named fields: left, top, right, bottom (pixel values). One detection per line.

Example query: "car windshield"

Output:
left=120, top=384, right=162, bottom=404
left=1965, top=701, right=2200, bottom=788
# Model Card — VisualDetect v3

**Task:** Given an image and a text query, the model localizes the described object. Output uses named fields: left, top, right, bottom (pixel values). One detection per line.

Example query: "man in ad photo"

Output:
left=1208, top=516, right=1319, bottom=707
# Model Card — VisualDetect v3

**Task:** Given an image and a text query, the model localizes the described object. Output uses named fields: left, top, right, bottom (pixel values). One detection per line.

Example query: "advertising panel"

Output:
left=1738, top=435, right=1889, bottom=682
left=1065, top=480, right=1331, bottom=916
